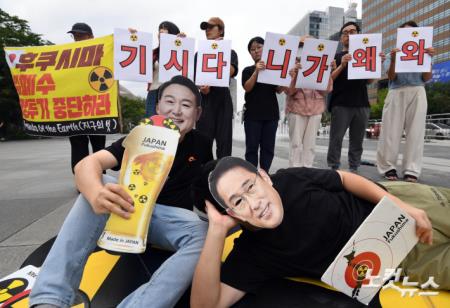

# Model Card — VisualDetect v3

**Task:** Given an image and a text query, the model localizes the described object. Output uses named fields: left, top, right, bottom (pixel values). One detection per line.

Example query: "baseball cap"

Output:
left=200, top=17, right=225, bottom=32
left=68, top=23, right=93, bottom=35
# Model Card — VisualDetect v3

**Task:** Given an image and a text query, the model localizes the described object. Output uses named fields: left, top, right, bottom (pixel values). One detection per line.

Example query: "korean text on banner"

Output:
left=297, top=38, right=338, bottom=91
left=257, top=32, right=298, bottom=87
left=114, top=28, right=153, bottom=82
left=5, top=35, right=119, bottom=137
left=348, top=33, right=382, bottom=80
left=158, top=33, right=195, bottom=83
left=195, top=39, right=231, bottom=87
left=395, top=27, right=433, bottom=73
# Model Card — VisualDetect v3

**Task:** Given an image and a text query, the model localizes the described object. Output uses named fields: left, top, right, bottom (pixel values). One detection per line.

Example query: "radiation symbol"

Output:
left=130, top=33, right=138, bottom=42
left=344, top=251, right=381, bottom=289
left=140, top=118, right=152, bottom=126
left=279, top=38, right=286, bottom=46
left=128, top=184, right=136, bottom=191
left=362, top=37, right=369, bottom=44
left=211, top=42, right=218, bottom=49
left=317, top=44, right=325, bottom=52
left=174, top=39, right=182, bottom=47
left=162, top=118, right=180, bottom=131
left=89, top=67, right=114, bottom=92
left=412, top=31, right=419, bottom=37
left=0, top=278, right=28, bottom=304
left=133, top=169, right=140, bottom=175
left=138, top=195, right=148, bottom=204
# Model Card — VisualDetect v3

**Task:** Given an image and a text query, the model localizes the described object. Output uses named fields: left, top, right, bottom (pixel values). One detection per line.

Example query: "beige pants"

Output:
left=377, top=86, right=427, bottom=177
left=383, top=181, right=450, bottom=290
left=287, top=113, right=322, bottom=167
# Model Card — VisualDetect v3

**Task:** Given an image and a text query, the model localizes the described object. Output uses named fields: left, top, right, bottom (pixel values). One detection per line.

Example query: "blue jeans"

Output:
left=29, top=175, right=207, bottom=308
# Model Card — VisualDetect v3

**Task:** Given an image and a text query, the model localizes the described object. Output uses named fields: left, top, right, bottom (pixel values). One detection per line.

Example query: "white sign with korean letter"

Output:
left=348, top=33, right=382, bottom=79
left=395, top=27, right=433, bottom=73
left=114, top=28, right=153, bottom=82
left=159, top=33, right=195, bottom=83
left=257, top=32, right=298, bottom=87
left=296, top=38, right=338, bottom=90
left=195, top=39, right=231, bottom=87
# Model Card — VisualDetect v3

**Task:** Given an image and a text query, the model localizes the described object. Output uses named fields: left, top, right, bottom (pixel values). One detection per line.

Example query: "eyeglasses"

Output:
left=341, top=29, right=358, bottom=36
left=229, top=172, right=258, bottom=212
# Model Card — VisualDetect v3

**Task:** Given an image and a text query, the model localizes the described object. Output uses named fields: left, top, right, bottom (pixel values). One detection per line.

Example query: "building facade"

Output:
left=362, top=0, right=449, bottom=66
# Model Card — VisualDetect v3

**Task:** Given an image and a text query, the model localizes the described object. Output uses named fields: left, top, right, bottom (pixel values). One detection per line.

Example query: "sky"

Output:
left=1, top=0, right=361, bottom=111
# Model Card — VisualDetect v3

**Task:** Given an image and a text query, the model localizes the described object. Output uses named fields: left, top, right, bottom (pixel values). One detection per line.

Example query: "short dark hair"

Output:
left=208, top=157, right=258, bottom=210
left=400, top=20, right=418, bottom=28
left=340, top=21, right=360, bottom=34
left=247, top=36, right=264, bottom=53
left=157, top=75, right=201, bottom=106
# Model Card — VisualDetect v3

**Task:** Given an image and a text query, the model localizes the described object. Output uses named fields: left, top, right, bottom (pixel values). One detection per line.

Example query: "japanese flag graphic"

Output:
left=4, top=50, right=25, bottom=68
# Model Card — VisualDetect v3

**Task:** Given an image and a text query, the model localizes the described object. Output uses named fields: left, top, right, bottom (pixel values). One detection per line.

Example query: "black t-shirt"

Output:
left=241, top=65, right=279, bottom=121
left=221, top=168, right=375, bottom=293
left=105, top=130, right=213, bottom=211
left=329, top=51, right=370, bottom=109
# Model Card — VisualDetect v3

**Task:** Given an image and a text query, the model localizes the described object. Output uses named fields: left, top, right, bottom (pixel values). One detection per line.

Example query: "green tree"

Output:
left=370, top=87, right=388, bottom=119
left=426, top=82, right=450, bottom=115
left=0, top=9, right=52, bottom=138
left=119, top=95, right=145, bottom=133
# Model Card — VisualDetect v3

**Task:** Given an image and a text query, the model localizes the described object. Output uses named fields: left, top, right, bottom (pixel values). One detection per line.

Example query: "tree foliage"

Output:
left=119, top=95, right=145, bottom=133
left=370, top=82, right=450, bottom=119
left=0, top=9, right=52, bottom=137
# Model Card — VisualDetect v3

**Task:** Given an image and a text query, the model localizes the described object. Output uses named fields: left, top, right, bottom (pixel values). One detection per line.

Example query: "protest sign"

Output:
left=158, top=33, right=195, bottom=83
left=348, top=33, right=382, bottom=79
left=395, top=27, right=433, bottom=73
left=195, top=39, right=231, bottom=87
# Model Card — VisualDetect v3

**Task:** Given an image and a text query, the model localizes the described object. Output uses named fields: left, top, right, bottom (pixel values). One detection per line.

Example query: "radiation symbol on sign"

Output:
left=128, top=184, right=136, bottom=191
left=133, top=169, right=140, bottom=175
left=211, top=42, right=218, bottom=49
left=344, top=250, right=381, bottom=298
left=412, top=31, right=419, bottom=37
left=89, top=67, right=114, bottom=92
left=174, top=39, right=182, bottom=47
left=317, top=44, right=325, bottom=51
left=0, top=278, right=28, bottom=304
left=362, top=37, right=369, bottom=44
left=162, top=118, right=180, bottom=131
left=279, top=38, right=286, bottom=46
left=130, top=33, right=138, bottom=42
left=138, top=195, right=148, bottom=204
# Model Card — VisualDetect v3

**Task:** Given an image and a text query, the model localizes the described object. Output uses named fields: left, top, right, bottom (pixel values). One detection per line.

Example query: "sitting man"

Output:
left=191, top=157, right=449, bottom=308
left=30, top=76, right=213, bottom=308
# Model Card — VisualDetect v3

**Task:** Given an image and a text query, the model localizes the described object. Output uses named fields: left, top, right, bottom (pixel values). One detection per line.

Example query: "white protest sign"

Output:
left=158, top=33, right=195, bottom=83
left=195, top=39, right=231, bottom=87
left=348, top=33, right=382, bottom=79
left=395, top=27, right=433, bottom=73
left=296, top=38, right=338, bottom=90
left=114, top=28, right=153, bottom=82
left=257, top=32, right=298, bottom=87
left=321, top=197, right=418, bottom=305
left=0, top=265, right=40, bottom=306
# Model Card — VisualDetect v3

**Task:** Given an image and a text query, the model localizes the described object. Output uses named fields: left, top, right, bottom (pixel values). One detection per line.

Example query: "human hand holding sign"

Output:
left=255, top=60, right=266, bottom=73
left=341, top=53, right=352, bottom=67
left=395, top=199, right=433, bottom=245
left=92, top=183, right=135, bottom=219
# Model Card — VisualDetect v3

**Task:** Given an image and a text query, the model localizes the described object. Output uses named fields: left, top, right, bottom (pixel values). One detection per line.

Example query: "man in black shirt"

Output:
left=327, top=22, right=384, bottom=172
left=30, top=76, right=213, bottom=308
left=190, top=157, right=447, bottom=308
left=197, top=17, right=239, bottom=159
left=242, top=36, right=282, bottom=172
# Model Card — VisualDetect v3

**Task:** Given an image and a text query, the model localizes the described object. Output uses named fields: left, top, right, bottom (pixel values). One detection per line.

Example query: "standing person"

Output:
left=327, top=22, right=384, bottom=172
left=376, top=21, right=435, bottom=183
left=197, top=17, right=239, bottom=159
left=67, top=23, right=106, bottom=173
left=145, top=21, right=181, bottom=117
left=285, top=40, right=333, bottom=167
left=30, top=76, right=213, bottom=308
left=242, top=36, right=282, bottom=172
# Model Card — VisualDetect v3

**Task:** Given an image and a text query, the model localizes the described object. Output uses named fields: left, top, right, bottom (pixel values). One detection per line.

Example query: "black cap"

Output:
left=68, top=23, right=93, bottom=35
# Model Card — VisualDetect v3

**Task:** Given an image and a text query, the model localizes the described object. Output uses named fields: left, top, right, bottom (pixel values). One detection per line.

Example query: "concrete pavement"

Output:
left=1, top=125, right=449, bottom=278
